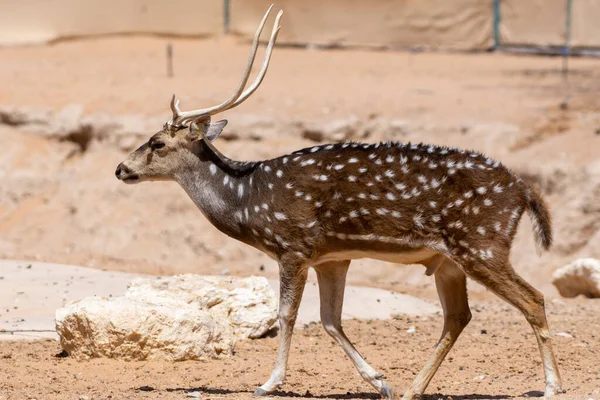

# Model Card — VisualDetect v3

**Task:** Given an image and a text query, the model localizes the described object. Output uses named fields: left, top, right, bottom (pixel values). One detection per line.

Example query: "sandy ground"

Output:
left=0, top=261, right=439, bottom=339
left=1, top=37, right=600, bottom=399
left=1, top=37, right=599, bottom=296
left=1, top=300, right=599, bottom=400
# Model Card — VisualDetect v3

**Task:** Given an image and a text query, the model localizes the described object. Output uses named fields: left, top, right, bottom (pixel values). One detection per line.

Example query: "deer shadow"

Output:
left=163, top=386, right=379, bottom=399
left=159, top=386, right=544, bottom=399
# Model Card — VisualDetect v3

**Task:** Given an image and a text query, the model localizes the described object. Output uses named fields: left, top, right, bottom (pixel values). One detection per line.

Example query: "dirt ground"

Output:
left=1, top=36, right=600, bottom=399
left=1, top=36, right=599, bottom=295
left=1, top=300, right=599, bottom=400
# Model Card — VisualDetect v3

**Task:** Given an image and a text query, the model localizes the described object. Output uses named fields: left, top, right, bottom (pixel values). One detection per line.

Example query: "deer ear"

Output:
left=205, top=120, right=228, bottom=142
left=187, top=116, right=212, bottom=141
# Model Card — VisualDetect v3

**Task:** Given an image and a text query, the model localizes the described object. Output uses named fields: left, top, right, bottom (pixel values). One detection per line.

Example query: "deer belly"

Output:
left=313, top=248, right=438, bottom=267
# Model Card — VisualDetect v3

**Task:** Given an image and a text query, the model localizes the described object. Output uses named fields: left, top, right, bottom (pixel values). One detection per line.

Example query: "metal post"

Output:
left=561, top=0, right=573, bottom=109
left=493, top=0, right=501, bottom=50
left=562, top=0, right=573, bottom=77
left=166, top=43, right=173, bottom=78
left=224, top=0, right=230, bottom=34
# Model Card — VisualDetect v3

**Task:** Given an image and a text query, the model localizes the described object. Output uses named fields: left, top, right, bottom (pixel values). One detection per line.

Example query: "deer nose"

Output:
left=115, top=163, right=129, bottom=179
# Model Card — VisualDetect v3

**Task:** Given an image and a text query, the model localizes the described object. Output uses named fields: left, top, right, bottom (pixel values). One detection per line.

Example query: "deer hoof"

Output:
left=253, top=388, right=269, bottom=397
left=379, top=380, right=394, bottom=400
left=545, top=385, right=566, bottom=397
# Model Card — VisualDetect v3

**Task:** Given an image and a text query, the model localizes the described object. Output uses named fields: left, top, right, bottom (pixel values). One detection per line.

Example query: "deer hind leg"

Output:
left=463, top=260, right=564, bottom=397
left=254, top=262, right=309, bottom=396
left=315, top=261, right=394, bottom=400
left=403, top=257, right=471, bottom=400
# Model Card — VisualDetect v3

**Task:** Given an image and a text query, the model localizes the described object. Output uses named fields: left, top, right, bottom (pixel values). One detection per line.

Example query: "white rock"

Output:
left=554, top=332, right=573, bottom=338
left=552, top=258, right=600, bottom=298
left=55, top=275, right=277, bottom=360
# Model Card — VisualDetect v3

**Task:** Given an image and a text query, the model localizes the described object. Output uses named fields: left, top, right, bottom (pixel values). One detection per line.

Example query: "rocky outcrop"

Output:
left=55, top=275, right=278, bottom=360
left=552, top=258, right=600, bottom=298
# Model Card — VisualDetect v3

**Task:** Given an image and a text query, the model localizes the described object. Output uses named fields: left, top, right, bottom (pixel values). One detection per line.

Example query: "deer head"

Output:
left=115, top=5, right=282, bottom=184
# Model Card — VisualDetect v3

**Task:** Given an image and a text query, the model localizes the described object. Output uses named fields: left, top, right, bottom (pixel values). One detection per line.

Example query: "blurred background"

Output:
left=0, top=0, right=599, bottom=297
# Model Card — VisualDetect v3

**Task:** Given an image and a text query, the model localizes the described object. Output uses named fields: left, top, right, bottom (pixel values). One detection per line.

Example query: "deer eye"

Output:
left=150, top=141, right=165, bottom=151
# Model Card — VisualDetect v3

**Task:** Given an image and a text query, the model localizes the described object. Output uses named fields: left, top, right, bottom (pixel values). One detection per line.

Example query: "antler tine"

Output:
left=223, top=10, right=283, bottom=111
left=170, top=94, right=182, bottom=122
left=174, top=4, right=276, bottom=125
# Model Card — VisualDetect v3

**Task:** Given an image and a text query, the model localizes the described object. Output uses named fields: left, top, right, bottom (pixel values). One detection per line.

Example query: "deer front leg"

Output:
left=315, top=261, right=393, bottom=400
left=254, top=261, right=308, bottom=396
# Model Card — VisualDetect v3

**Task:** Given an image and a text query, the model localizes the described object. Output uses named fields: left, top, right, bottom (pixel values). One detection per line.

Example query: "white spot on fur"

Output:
left=334, top=164, right=345, bottom=171
left=301, top=159, right=315, bottom=167
left=476, top=187, right=487, bottom=194
left=376, top=208, right=389, bottom=215
left=237, top=184, right=244, bottom=198
left=384, top=170, right=395, bottom=178
left=348, top=157, right=359, bottom=163
left=413, top=214, right=424, bottom=228
left=209, top=164, right=217, bottom=175
left=348, top=175, right=357, bottom=182
left=386, top=193, right=396, bottom=201
left=276, top=170, right=283, bottom=178
left=274, top=212, right=287, bottom=220
left=483, top=198, right=493, bottom=206
left=477, top=226, right=486, bottom=235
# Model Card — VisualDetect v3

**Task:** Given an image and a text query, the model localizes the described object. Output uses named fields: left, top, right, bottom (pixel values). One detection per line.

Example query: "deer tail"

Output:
left=525, top=187, right=553, bottom=253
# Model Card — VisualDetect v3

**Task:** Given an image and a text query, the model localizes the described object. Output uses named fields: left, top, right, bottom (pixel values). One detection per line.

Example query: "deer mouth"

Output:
left=122, top=174, right=140, bottom=183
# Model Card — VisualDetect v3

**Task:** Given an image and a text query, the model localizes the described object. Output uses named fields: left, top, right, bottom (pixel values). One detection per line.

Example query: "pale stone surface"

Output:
left=55, top=275, right=278, bottom=360
left=552, top=258, right=600, bottom=298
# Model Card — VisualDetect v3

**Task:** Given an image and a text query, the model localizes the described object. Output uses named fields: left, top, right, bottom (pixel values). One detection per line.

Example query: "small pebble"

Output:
left=407, top=326, right=416, bottom=334
left=555, top=332, right=573, bottom=338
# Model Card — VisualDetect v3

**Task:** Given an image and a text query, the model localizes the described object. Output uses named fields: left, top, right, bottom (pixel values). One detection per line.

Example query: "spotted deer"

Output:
left=115, top=5, right=564, bottom=400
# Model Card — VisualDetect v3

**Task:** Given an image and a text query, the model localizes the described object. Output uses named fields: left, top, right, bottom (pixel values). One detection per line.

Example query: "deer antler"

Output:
left=169, top=5, right=283, bottom=127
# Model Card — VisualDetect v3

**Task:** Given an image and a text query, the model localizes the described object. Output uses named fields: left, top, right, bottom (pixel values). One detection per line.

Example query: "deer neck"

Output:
left=173, top=140, right=257, bottom=243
